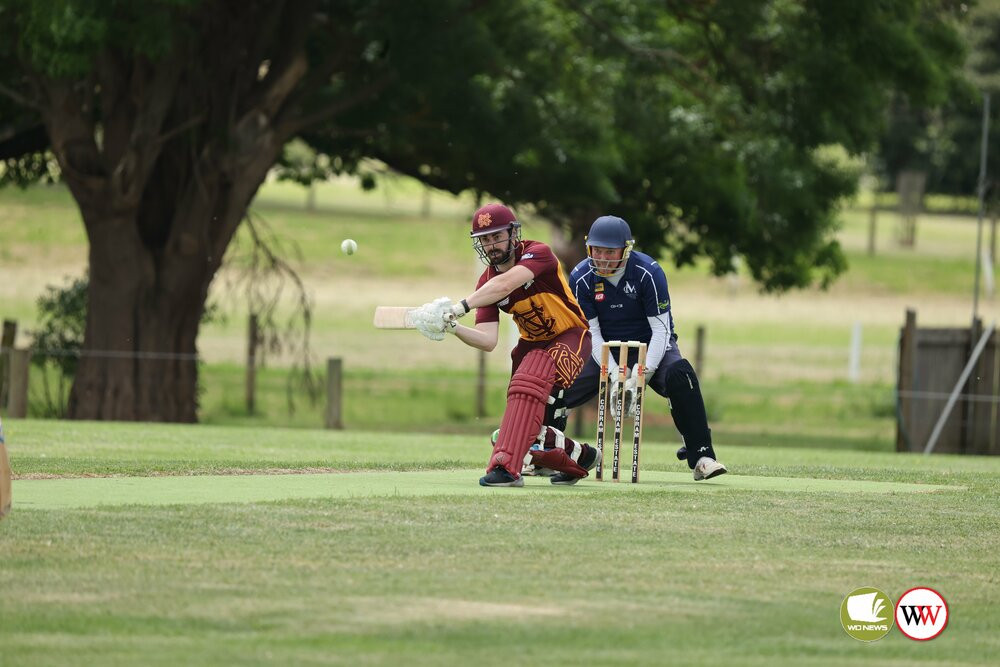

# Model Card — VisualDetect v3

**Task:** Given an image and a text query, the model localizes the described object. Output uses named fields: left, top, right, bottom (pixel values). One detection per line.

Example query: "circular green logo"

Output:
left=841, top=587, right=894, bottom=642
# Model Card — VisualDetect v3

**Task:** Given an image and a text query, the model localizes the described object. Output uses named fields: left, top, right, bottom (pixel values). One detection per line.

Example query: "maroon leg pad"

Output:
left=488, top=350, right=556, bottom=476
left=529, top=447, right=588, bottom=478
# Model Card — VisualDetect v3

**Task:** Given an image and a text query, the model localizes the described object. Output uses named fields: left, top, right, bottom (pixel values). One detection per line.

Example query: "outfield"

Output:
left=1, top=420, right=998, bottom=665
left=2, top=180, right=999, bottom=663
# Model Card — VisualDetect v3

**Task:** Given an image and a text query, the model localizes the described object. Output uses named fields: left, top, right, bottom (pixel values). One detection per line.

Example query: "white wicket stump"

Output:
left=595, top=341, right=647, bottom=483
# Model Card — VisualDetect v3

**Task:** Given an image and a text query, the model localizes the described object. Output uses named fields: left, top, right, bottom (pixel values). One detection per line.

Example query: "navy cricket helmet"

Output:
left=585, top=215, right=634, bottom=276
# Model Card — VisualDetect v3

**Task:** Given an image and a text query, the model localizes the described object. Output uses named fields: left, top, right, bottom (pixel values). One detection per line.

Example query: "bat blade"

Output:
left=373, top=306, right=418, bottom=329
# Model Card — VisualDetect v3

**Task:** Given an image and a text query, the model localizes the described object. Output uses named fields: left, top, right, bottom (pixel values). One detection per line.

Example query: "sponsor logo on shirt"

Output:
left=595, top=293, right=605, bottom=302
left=522, top=253, right=534, bottom=259
left=523, top=279, right=534, bottom=289
left=498, top=297, right=510, bottom=306
left=595, top=281, right=605, bottom=292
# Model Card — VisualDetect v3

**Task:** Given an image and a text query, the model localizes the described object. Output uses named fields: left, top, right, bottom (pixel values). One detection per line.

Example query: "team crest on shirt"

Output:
left=512, top=302, right=556, bottom=338
left=623, top=282, right=637, bottom=295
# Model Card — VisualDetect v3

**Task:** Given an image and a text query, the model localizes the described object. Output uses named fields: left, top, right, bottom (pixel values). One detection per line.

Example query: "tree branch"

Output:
left=0, top=81, right=41, bottom=110
left=242, top=1, right=318, bottom=119
left=562, top=0, right=716, bottom=99
left=281, top=71, right=396, bottom=136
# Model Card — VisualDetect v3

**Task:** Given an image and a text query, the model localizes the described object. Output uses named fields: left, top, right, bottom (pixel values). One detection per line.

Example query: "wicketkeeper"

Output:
left=562, top=215, right=728, bottom=481
left=412, top=203, right=600, bottom=487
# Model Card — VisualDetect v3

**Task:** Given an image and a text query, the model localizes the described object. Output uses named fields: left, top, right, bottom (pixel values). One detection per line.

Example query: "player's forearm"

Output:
left=452, top=321, right=499, bottom=351
left=464, top=265, right=534, bottom=309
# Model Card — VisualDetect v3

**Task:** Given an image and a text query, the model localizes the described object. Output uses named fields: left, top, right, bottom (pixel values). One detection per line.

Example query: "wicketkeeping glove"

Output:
left=609, top=366, right=638, bottom=418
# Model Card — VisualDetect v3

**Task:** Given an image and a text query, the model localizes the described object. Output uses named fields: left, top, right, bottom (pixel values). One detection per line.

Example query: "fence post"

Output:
left=421, top=187, right=432, bottom=218
left=246, top=314, right=258, bottom=415
left=867, top=203, right=878, bottom=256
left=897, top=309, right=917, bottom=452
left=694, top=325, right=706, bottom=377
left=325, top=357, right=343, bottom=429
left=0, top=319, right=17, bottom=409
left=963, top=318, right=984, bottom=454
left=7, top=348, right=29, bottom=418
left=306, top=184, right=316, bottom=212
left=848, top=321, right=862, bottom=383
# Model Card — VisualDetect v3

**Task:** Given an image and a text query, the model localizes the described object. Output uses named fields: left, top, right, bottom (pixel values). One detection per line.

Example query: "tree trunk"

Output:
left=31, top=2, right=370, bottom=421
left=67, top=216, right=206, bottom=421
left=63, top=146, right=278, bottom=421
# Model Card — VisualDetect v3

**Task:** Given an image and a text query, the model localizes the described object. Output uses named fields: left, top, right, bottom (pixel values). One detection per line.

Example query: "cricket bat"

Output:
left=0, top=420, right=11, bottom=520
left=373, top=306, right=418, bottom=329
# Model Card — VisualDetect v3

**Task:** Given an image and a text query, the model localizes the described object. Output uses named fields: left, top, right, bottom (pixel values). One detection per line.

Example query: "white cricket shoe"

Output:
left=693, top=457, right=727, bottom=481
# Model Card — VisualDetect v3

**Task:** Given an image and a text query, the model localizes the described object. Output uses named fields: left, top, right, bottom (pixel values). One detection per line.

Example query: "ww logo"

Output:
left=895, top=587, right=949, bottom=640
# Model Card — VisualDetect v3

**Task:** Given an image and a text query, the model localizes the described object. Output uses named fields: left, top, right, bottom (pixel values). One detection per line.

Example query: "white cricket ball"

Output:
left=340, top=239, right=358, bottom=255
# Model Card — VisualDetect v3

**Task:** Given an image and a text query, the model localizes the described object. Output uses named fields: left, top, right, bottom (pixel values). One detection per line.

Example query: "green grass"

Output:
left=1, top=420, right=998, bottom=666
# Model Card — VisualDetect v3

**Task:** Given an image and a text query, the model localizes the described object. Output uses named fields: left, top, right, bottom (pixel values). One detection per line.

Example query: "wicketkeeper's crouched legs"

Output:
left=651, top=359, right=718, bottom=469
left=487, top=350, right=556, bottom=477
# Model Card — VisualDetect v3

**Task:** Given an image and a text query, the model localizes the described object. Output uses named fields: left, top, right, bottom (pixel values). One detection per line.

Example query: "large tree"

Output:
left=0, top=0, right=969, bottom=421
left=1, top=0, right=609, bottom=421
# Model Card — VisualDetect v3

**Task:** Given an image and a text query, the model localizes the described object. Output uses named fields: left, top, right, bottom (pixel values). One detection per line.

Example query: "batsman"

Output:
left=412, top=203, right=599, bottom=487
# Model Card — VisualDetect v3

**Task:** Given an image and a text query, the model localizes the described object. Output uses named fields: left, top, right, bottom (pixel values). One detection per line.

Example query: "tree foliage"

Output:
left=0, top=0, right=971, bottom=419
left=875, top=1, right=1000, bottom=203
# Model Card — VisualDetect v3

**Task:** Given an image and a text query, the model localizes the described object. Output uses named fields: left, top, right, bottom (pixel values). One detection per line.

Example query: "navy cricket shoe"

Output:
left=479, top=465, right=524, bottom=487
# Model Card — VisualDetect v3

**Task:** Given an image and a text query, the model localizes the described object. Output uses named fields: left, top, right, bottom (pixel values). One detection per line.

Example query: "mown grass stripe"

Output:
left=10, top=470, right=960, bottom=510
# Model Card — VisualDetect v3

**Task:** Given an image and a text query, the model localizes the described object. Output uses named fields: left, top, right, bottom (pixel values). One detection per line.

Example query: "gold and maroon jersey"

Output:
left=474, top=240, right=588, bottom=342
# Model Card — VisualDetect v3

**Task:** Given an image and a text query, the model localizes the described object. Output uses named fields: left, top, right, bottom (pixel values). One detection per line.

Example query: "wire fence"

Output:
left=4, top=316, right=1000, bottom=457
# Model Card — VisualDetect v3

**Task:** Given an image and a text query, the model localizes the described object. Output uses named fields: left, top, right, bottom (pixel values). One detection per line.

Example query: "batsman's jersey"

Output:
left=568, top=250, right=683, bottom=366
left=475, top=240, right=588, bottom=342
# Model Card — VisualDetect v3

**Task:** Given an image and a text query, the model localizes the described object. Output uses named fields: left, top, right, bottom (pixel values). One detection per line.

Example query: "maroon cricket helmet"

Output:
left=470, top=203, right=519, bottom=238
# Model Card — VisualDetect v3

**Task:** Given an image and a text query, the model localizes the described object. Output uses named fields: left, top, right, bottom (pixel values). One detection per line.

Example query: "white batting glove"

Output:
left=411, top=297, right=452, bottom=341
